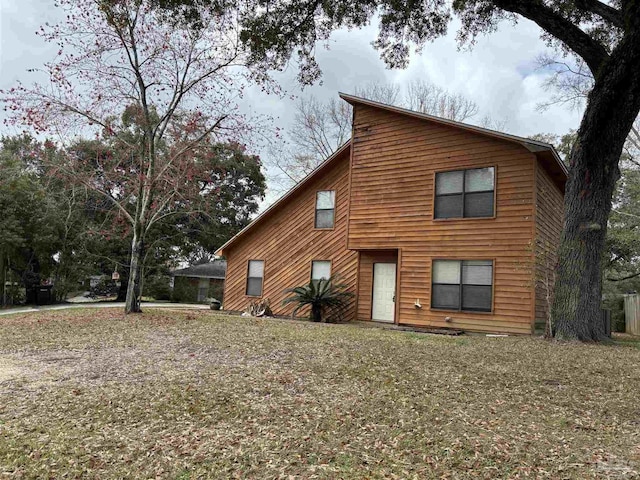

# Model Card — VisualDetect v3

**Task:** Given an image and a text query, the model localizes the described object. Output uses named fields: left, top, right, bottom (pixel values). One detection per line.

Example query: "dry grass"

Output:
left=1, top=308, right=640, bottom=479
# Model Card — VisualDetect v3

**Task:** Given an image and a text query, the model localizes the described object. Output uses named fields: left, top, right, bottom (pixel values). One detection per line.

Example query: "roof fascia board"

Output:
left=339, top=92, right=568, bottom=177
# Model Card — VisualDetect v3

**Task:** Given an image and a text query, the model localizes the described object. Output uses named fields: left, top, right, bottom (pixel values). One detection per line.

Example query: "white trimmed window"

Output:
left=315, top=191, right=336, bottom=228
left=246, top=260, right=264, bottom=296
left=431, top=260, right=493, bottom=312
left=435, top=167, right=495, bottom=219
left=311, top=260, right=331, bottom=284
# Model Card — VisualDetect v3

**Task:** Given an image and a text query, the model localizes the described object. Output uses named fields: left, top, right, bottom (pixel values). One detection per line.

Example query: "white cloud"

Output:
left=0, top=3, right=584, bottom=210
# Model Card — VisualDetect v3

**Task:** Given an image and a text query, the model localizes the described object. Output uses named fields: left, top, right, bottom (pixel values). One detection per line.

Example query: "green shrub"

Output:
left=282, top=275, right=354, bottom=323
left=145, top=275, right=172, bottom=301
left=171, top=277, right=198, bottom=303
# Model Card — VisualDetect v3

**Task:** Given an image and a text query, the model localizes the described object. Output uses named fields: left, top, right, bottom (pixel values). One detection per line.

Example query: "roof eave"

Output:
left=339, top=92, right=568, bottom=179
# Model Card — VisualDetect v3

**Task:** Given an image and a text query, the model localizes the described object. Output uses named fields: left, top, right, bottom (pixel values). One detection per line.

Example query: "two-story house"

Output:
left=216, top=94, right=566, bottom=335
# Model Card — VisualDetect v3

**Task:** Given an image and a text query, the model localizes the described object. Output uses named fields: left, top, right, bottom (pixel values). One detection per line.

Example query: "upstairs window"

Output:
left=246, top=260, right=264, bottom=297
left=431, top=260, right=493, bottom=312
left=435, top=167, right=495, bottom=219
left=311, top=260, right=331, bottom=285
left=315, top=190, right=336, bottom=228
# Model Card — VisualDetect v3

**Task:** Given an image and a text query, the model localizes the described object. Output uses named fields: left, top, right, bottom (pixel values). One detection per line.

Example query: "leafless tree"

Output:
left=405, top=80, right=479, bottom=121
left=537, top=53, right=639, bottom=164
left=271, top=81, right=484, bottom=190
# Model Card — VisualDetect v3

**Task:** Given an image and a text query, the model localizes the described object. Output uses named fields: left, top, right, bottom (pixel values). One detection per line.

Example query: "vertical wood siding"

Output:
left=349, top=105, right=538, bottom=334
left=222, top=150, right=358, bottom=318
left=534, top=162, right=565, bottom=332
left=624, top=294, right=640, bottom=335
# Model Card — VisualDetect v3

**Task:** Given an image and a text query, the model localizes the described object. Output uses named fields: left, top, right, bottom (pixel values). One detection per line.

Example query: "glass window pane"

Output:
left=464, top=192, right=494, bottom=218
left=315, top=209, right=335, bottom=228
left=462, top=285, right=492, bottom=311
left=465, top=167, right=494, bottom=192
left=316, top=191, right=335, bottom=209
left=462, top=262, right=493, bottom=285
left=248, top=260, right=264, bottom=278
left=312, top=261, right=331, bottom=280
left=246, top=277, right=263, bottom=296
left=436, top=171, right=464, bottom=195
left=432, top=284, right=460, bottom=309
left=433, top=260, right=461, bottom=284
left=435, top=194, right=463, bottom=219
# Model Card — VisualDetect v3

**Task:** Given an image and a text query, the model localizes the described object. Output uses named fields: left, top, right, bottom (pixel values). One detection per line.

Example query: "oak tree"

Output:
left=226, top=0, right=639, bottom=340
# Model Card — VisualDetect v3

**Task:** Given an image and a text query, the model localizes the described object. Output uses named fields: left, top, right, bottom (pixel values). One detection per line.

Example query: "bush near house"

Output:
left=282, top=276, right=354, bottom=323
left=171, top=277, right=200, bottom=303
left=144, top=275, right=172, bottom=301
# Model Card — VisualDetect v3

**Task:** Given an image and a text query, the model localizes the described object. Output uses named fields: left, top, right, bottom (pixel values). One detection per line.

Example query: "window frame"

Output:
left=430, top=259, right=494, bottom=313
left=314, top=190, right=336, bottom=230
left=245, top=259, right=265, bottom=297
left=310, top=259, right=332, bottom=285
left=433, top=166, right=496, bottom=220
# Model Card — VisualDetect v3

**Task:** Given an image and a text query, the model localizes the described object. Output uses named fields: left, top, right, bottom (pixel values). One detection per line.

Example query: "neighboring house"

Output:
left=216, top=94, right=566, bottom=334
left=171, top=260, right=227, bottom=303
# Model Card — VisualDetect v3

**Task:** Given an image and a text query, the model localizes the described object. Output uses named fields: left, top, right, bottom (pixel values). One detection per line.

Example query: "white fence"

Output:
left=624, top=294, right=640, bottom=335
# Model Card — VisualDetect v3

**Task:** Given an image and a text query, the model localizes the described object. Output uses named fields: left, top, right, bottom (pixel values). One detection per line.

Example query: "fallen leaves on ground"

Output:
left=0, top=309, right=639, bottom=479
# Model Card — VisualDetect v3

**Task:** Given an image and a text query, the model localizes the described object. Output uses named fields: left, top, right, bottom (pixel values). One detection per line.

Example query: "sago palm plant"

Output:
left=282, top=275, right=354, bottom=323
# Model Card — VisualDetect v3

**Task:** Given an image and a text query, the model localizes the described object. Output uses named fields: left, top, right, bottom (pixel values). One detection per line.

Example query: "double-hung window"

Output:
left=311, top=260, right=331, bottom=285
left=431, top=260, right=493, bottom=312
left=315, top=191, right=336, bottom=228
left=435, top=167, right=495, bottom=219
left=246, top=260, right=264, bottom=296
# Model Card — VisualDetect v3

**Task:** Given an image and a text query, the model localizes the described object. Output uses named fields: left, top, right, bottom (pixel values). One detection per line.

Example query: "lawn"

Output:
left=1, top=309, right=639, bottom=479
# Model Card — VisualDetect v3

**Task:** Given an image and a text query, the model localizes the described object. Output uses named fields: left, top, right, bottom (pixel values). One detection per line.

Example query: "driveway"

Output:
left=0, top=302, right=210, bottom=316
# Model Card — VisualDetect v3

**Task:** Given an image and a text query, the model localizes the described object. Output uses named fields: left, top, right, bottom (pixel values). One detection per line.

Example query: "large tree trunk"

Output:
left=552, top=29, right=640, bottom=341
left=125, top=231, right=143, bottom=314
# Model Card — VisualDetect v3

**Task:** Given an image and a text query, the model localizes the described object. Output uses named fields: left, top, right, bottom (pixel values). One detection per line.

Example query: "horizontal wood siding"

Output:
left=349, top=105, right=537, bottom=334
left=534, top=161, right=564, bottom=332
left=357, top=250, right=398, bottom=321
left=222, top=150, right=358, bottom=319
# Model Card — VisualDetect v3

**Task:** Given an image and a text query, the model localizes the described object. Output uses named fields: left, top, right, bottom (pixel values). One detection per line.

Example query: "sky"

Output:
left=0, top=0, right=584, bottom=207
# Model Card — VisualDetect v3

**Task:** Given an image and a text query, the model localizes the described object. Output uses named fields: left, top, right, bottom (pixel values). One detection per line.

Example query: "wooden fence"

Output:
left=624, top=294, right=640, bottom=335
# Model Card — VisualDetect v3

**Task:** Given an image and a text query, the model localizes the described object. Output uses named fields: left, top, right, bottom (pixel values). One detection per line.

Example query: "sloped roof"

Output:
left=215, top=142, right=351, bottom=256
left=172, top=260, right=227, bottom=279
left=217, top=93, right=568, bottom=256
left=340, top=92, right=567, bottom=171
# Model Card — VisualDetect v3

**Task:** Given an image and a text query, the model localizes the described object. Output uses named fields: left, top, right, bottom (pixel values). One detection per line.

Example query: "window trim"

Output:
left=430, top=258, right=495, bottom=314
left=314, top=190, right=336, bottom=230
left=432, top=166, right=497, bottom=221
left=310, top=259, right=332, bottom=284
left=245, top=259, right=265, bottom=298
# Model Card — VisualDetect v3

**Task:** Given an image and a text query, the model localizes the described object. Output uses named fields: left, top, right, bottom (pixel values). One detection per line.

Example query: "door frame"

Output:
left=371, top=261, right=397, bottom=323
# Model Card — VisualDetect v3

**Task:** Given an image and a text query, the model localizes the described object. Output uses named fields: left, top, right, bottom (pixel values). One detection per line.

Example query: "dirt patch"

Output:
left=0, top=357, right=25, bottom=382
left=1, top=308, right=640, bottom=479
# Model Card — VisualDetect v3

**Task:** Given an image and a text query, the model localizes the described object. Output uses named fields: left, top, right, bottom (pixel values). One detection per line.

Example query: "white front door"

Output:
left=372, top=263, right=396, bottom=323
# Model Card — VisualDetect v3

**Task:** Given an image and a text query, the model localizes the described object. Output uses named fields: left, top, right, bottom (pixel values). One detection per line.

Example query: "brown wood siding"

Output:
left=534, top=161, right=565, bottom=332
left=222, top=149, right=358, bottom=318
left=349, top=105, right=537, bottom=334
left=357, top=250, right=398, bottom=321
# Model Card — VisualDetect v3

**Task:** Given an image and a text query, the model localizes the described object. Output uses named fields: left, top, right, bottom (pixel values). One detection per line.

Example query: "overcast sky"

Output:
left=1, top=0, right=584, bottom=207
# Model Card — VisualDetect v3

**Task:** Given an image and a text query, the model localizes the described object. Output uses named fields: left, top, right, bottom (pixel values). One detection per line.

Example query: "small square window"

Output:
left=315, top=191, right=335, bottom=228
left=246, top=260, right=264, bottom=296
left=311, top=260, right=331, bottom=286
left=311, top=261, right=331, bottom=281
left=435, top=167, right=495, bottom=219
left=431, top=260, right=493, bottom=312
